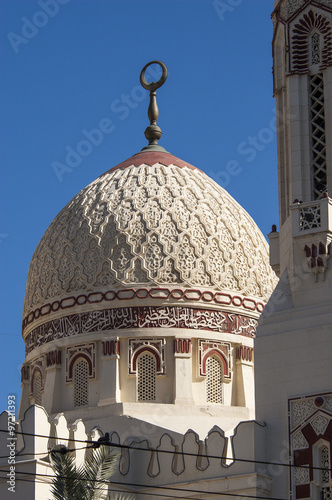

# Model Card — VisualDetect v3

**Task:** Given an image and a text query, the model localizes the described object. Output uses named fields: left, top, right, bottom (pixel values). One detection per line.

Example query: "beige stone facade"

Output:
left=0, top=1, right=331, bottom=499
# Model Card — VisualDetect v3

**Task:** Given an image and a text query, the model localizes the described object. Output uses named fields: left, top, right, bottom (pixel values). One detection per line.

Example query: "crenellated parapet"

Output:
left=0, top=405, right=271, bottom=499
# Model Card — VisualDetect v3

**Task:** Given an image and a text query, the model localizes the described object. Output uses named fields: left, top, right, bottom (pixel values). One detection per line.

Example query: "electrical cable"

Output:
left=0, top=428, right=330, bottom=472
left=0, top=468, right=288, bottom=500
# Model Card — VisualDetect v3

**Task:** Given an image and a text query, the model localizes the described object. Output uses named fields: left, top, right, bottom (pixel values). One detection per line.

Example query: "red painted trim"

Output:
left=22, top=288, right=265, bottom=332
left=106, top=151, right=202, bottom=174
left=132, top=346, right=161, bottom=373
left=174, top=338, right=191, bottom=354
left=68, top=354, right=93, bottom=380
left=201, top=349, right=228, bottom=376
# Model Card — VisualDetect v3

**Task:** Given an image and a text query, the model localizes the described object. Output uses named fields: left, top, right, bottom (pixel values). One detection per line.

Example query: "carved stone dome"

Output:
left=23, top=150, right=276, bottom=350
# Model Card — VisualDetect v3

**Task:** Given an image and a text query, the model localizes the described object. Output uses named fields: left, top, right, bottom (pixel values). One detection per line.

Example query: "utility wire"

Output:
left=0, top=428, right=330, bottom=473
left=0, top=444, right=89, bottom=460
left=0, top=468, right=287, bottom=500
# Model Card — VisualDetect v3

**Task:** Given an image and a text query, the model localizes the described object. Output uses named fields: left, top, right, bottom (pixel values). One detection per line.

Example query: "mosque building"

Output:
left=0, top=1, right=331, bottom=498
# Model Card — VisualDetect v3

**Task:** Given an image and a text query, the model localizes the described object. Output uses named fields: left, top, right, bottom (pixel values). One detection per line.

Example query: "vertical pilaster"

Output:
left=99, top=339, right=120, bottom=405
left=173, top=339, right=193, bottom=405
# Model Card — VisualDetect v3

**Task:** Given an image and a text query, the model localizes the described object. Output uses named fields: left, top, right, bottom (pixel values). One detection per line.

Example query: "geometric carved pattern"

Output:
left=66, top=343, right=96, bottom=382
left=322, top=487, right=332, bottom=500
left=198, top=340, right=231, bottom=379
left=289, top=393, right=332, bottom=500
left=311, top=32, right=320, bottom=65
left=129, top=338, right=165, bottom=375
left=206, top=356, right=223, bottom=404
left=312, top=415, right=330, bottom=436
left=74, top=358, right=89, bottom=408
left=321, top=446, right=331, bottom=485
left=292, top=430, right=309, bottom=451
left=137, top=352, right=156, bottom=402
left=277, top=1, right=332, bottom=20
left=23, top=154, right=277, bottom=344
left=310, top=74, right=327, bottom=199
left=300, top=205, right=321, bottom=230
left=25, top=307, right=259, bottom=354
left=289, top=10, right=332, bottom=74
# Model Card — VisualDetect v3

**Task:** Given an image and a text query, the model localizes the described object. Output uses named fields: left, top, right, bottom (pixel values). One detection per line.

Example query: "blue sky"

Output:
left=0, top=0, right=279, bottom=413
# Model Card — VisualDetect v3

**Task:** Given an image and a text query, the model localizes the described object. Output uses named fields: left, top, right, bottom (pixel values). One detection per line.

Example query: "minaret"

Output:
left=255, top=2, right=332, bottom=500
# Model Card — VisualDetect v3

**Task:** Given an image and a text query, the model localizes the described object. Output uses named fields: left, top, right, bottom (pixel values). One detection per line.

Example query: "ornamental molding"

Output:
left=274, top=1, right=332, bottom=22
left=174, top=338, right=191, bottom=354
left=66, top=343, right=96, bottom=382
left=23, top=163, right=276, bottom=325
left=24, top=306, right=258, bottom=354
left=236, top=346, right=254, bottom=363
left=102, top=339, right=120, bottom=356
left=198, top=340, right=231, bottom=379
left=289, top=393, right=332, bottom=499
left=21, top=364, right=30, bottom=382
left=46, top=349, right=62, bottom=368
left=129, top=338, right=165, bottom=375
left=22, top=287, right=265, bottom=335
left=288, top=8, right=332, bottom=74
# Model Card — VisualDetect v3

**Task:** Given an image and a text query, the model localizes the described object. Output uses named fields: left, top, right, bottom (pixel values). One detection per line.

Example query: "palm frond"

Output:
left=50, top=450, right=85, bottom=500
left=82, top=446, right=119, bottom=499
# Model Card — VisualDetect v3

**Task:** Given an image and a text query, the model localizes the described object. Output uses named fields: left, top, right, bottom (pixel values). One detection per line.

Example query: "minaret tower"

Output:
left=256, top=2, right=332, bottom=500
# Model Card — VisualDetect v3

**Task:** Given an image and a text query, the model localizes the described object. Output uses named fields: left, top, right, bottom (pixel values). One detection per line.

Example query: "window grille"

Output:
left=310, top=74, right=327, bottom=199
left=74, top=358, right=89, bottom=407
left=137, top=352, right=156, bottom=402
left=311, top=33, right=320, bottom=66
left=206, top=355, right=223, bottom=404
left=33, top=372, right=42, bottom=405
left=321, top=445, right=331, bottom=499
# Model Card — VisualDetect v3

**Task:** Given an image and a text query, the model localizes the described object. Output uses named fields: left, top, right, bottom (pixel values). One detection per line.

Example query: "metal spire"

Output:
left=140, top=60, right=168, bottom=152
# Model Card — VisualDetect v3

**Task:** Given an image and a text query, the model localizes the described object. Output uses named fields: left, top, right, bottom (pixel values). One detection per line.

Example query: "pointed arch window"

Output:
left=74, top=357, right=89, bottom=407
left=137, top=351, right=156, bottom=402
left=206, top=355, right=223, bottom=404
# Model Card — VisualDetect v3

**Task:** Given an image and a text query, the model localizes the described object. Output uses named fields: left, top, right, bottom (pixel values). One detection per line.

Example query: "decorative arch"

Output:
left=66, top=343, right=96, bottom=382
left=68, top=353, right=93, bottom=381
left=291, top=10, right=332, bottom=73
left=201, top=349, right=228, bottom=377
left=132, top=346, right=161, bottom=373
left=198, top=340, right=231, bottom=379
left=129, top=339, right=165, bottom=375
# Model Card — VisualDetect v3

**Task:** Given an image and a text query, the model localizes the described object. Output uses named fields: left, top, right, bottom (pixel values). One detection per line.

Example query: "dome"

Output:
left=23, top=150, right=276, bottom=352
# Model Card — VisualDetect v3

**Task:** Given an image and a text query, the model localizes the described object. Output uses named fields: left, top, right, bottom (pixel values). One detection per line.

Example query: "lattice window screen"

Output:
left=321, top=445, right=331, bottom=499
left=311, top=33, right=320, bottom=66
left=33, top=373, right=42, bottom=405
left=206, top=356, right=223, bottom=404
left=137, top=352, right=156, bottom=402
left=74, top=358, right=89, bottom=407
left=310, top=74, right=327, bottom=199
